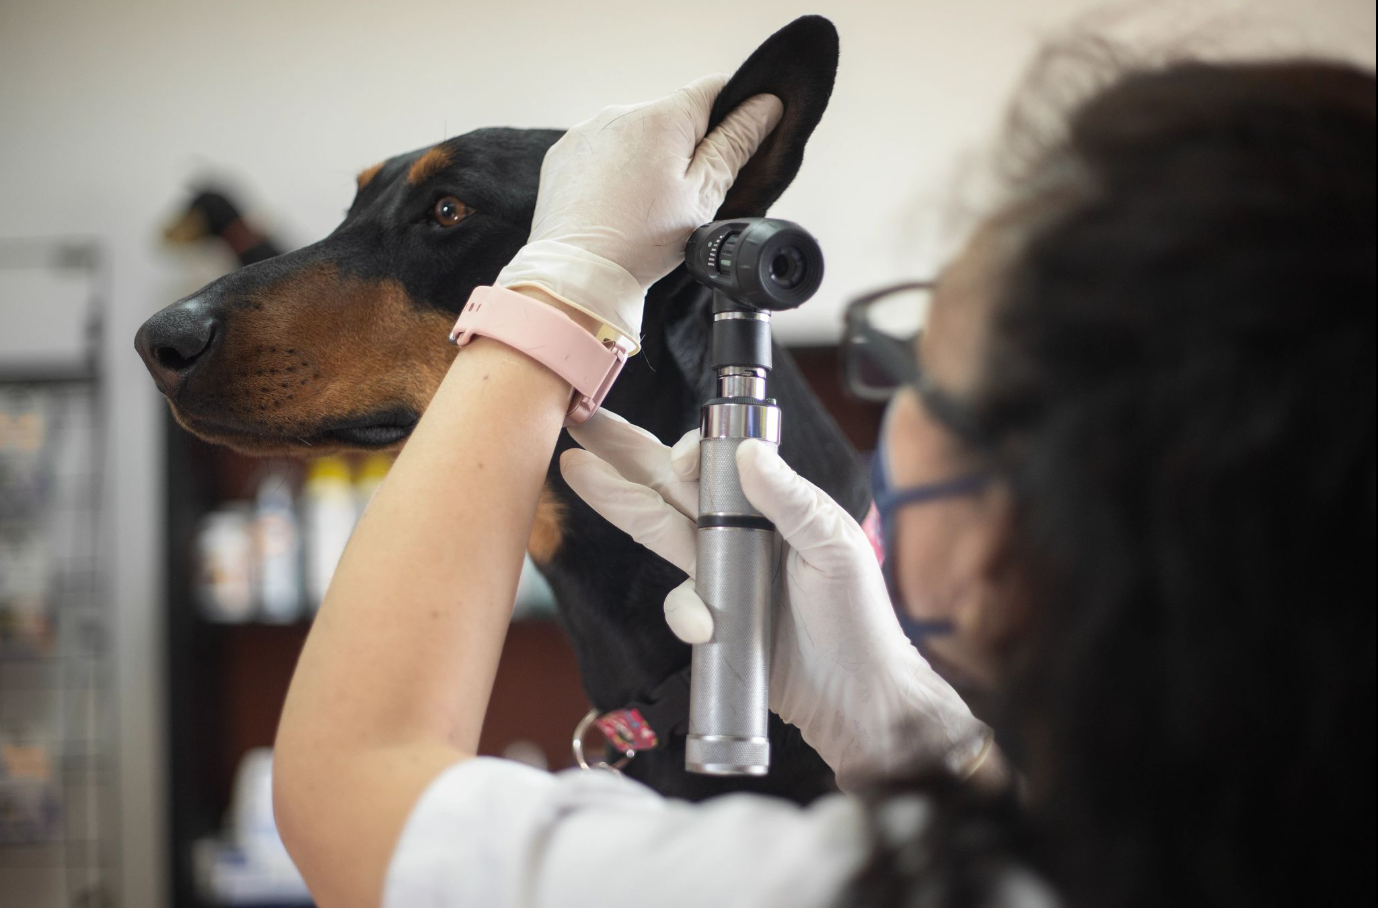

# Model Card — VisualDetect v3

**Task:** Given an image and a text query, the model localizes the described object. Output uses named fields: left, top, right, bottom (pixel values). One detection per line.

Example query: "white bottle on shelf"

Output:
left=254, top=469, right=301, bottom=623
left=302, top=456, right=357, bottom=613
left=194, top=505, right=256, bottom=623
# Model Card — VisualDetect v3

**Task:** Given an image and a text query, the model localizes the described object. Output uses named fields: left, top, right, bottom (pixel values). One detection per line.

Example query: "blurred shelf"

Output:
left=0, top=266, right=119, bottom=908
left=161, top=408, right=587, bottom=908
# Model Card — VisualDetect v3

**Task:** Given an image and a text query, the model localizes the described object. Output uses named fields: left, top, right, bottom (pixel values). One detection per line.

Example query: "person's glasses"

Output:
left=844, top=282, right=994, bottom=653
left=841, top=281, right=984, bottom=444
left=841, top=281, right=930, bottom=402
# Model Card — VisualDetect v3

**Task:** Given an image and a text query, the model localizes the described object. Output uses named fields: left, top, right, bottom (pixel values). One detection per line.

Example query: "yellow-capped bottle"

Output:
left=353, top=453, right=393, bottom=516
left=302, top=456, right=357, bottom=613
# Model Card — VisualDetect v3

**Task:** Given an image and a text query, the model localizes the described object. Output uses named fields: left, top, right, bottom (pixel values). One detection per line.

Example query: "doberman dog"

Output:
left=163, top=187, right=283, bottom=267
left=136, top=17, right=869, bottom=805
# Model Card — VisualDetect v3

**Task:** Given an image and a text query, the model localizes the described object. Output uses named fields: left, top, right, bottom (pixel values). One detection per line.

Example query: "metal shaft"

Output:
left=686, top=400, right=781, bottom=776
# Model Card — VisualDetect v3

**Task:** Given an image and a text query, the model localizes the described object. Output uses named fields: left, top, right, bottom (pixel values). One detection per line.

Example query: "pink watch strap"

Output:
left=449, top=285, right=630, bottom=425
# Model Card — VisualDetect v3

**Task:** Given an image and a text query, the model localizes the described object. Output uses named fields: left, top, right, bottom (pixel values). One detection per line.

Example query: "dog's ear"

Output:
left=708, top=16, right=839, bottom=219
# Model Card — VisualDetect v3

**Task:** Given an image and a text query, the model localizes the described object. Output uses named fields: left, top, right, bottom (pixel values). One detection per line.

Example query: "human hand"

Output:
left=496, top=75, right=783, bottom=351
left=559, top=410, right=990, bottom=790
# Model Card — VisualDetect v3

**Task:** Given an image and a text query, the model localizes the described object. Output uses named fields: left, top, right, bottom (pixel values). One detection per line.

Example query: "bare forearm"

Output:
left=291, top=338, right=566, bottom=747
left=275, top=335, right=570, bottom=907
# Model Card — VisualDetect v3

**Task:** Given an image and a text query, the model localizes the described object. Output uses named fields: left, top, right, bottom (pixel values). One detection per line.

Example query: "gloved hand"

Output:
left=496, top=75, right=783, bottom=352
left=559, top=410, right=992, bottom=791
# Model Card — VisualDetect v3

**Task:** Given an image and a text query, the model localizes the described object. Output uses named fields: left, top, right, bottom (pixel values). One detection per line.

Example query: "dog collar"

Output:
left=573, top=668, right=691, bottom=773
left=450, top=285, right=633, bottom=426
left=575, top=504, right=884, bottom=774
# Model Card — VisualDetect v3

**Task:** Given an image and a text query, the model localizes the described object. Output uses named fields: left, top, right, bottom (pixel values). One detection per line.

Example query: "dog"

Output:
left=163, top=187, right=284, bottom=267
left=136, top=16, right=869, bottom=804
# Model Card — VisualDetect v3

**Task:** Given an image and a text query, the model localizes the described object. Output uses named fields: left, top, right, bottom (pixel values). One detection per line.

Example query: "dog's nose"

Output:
left=135, top=297, right=222, bottom=395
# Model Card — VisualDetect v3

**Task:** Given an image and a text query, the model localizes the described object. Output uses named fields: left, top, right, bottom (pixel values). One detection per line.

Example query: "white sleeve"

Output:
left=383, top=757, right=871, bottom=908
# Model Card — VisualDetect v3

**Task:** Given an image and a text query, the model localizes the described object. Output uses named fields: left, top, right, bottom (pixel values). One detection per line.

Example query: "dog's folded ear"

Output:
left=708, top=16, right=840, bottom=219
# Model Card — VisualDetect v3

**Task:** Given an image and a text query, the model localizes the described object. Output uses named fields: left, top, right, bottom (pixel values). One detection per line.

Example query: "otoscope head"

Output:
left=685, top=218, right=824, bottom=311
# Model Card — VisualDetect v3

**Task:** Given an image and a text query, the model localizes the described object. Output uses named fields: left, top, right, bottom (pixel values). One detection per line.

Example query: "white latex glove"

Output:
left=559, top=410, right=991, bottom=791
left=496, top=74, right=784, bottom=352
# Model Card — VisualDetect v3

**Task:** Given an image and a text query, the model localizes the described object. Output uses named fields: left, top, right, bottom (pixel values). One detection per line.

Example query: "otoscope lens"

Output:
left=769, top=246, right=806, bottom=289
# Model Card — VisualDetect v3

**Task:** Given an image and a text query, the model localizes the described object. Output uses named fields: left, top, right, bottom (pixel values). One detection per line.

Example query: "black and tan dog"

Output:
left=136, top=17, right=868, bottom=804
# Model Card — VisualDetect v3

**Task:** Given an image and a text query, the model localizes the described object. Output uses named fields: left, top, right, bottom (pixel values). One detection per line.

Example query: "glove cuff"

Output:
left=497, top=240, right=644, bottom=353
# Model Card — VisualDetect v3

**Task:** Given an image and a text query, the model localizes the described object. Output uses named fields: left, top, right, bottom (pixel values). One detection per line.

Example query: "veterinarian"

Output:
left=273, top=59, right=1375, bottom=908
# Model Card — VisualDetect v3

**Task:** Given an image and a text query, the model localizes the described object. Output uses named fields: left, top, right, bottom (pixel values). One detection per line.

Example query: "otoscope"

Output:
left=682, top=218, right=824, bottom=776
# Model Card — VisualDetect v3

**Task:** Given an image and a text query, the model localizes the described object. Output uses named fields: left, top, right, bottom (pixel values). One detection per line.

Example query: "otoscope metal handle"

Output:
left=686, top=402, right=781, bottom=776
left=683, top=217, right=822, bottom=778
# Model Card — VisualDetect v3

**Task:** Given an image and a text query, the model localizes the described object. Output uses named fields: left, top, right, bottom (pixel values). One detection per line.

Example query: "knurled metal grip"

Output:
left=687, top=407, right=782, bottom=777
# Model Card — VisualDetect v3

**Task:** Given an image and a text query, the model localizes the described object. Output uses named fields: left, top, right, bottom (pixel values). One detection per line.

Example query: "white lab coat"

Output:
left=384, top=757, right=1057, bottom=908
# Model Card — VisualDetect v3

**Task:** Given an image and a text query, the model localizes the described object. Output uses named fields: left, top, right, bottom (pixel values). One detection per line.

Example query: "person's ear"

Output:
left=951, top=484, right=1026, bottom=649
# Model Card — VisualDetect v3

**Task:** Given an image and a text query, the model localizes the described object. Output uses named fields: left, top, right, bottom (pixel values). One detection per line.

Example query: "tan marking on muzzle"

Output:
left=173, top=264, right=567, bottom=559
left=177, top=264, right=455, bottom=449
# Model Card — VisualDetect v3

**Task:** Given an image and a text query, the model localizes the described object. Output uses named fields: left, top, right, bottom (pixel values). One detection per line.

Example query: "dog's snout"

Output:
left=135, top=298, right=222, bottom=395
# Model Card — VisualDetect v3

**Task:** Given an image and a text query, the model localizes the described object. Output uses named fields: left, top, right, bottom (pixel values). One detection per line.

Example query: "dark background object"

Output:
left=163, top=188, right=283, bottom=268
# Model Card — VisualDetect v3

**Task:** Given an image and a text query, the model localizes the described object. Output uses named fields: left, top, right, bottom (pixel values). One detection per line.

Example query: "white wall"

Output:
left=1, top=1, right=1372, bottom=905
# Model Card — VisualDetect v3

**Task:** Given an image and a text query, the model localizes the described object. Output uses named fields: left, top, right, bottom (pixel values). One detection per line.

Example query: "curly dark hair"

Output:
left=843, top=51, right=1376, bottom=908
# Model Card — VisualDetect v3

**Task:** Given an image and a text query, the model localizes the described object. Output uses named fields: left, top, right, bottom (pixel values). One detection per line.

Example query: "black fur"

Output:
left=138, top=17, right=867, bottom=802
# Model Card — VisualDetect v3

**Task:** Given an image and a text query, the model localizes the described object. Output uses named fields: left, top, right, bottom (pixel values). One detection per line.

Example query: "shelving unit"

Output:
left=160, top=420, right=594, bottom=908
left=0, top=239, right=119, bottom=908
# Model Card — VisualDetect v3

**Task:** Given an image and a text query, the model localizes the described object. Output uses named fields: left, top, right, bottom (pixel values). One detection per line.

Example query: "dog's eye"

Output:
left=432, top=196, right=468, bottom=228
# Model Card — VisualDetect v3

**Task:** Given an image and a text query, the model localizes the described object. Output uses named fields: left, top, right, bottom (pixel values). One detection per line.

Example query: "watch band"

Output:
left=449, top=285, right=632, bottom=425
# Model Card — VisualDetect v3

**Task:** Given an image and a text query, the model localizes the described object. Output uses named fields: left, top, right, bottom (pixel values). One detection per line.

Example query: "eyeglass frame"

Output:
left=841, top=280, right=989, bottom=446
left=842, top=280, right=995, bottom=646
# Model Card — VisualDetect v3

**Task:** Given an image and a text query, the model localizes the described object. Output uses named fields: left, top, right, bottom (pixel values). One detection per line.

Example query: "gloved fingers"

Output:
left=559, top=447, right=698, bottom=577
left=736, top=439, right=867, bottom=563
left=566, top=410, right=697, bottom=518
left=669, top=73, right=732, bottom=145
left=566, top=409, right=663, bottom=469
left=663, top=578, right=713, bottom=645
left=669, top=428, right=700, bottom=480
left=689, top=93, right=784, bottom=186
